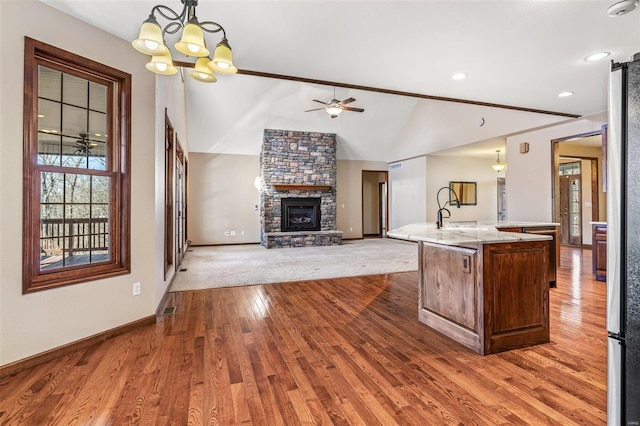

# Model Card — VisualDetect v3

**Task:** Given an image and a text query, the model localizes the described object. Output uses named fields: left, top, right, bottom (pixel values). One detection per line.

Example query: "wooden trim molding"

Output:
left=273, top=184, right=331, bottom=191
left=171, top=61, right=580, bottom=119
left=238, top=69, right=581, bottom=119
left=0, top=316, right=156, bottom=379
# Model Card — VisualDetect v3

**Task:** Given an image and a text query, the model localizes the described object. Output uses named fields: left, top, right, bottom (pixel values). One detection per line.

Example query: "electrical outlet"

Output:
left=230, top=231, right=236, bottom=236
left=224, top=231, right=230, bottom=236
left=350, top=227, right=353, bottom=232
left=132, top=282, right=141, bottom=296
left=241, top=230, right=245, bottom=236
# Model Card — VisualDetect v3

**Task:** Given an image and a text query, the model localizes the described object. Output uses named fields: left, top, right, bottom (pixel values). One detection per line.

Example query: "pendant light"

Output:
left=132, top=0, right=238, bottom=83
left=491, top=149, right=506, bottom=172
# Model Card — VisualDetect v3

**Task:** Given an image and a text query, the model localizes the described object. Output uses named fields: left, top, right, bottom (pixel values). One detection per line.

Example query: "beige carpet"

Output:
left=169, top=238, right=418, bottom=291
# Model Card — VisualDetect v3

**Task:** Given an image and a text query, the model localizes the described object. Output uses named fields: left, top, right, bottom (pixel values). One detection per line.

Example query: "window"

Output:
left=23, top=38, right=131, bottom=293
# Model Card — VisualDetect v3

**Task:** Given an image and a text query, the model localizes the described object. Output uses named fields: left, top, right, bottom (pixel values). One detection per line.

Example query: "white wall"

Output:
left=425, top=155, right=500, bottom=223
left=505, top=113, right=607, bottom=222
left=0, top=1, right=158, bottom=365
left=388, top=156, right=427, bottom=229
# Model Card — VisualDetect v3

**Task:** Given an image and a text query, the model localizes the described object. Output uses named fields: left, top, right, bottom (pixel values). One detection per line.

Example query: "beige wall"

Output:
left=187, top=155, right=387, bottom=243
left=155, top=68, right=189, bottom=302
left=188, top=153, right=261, bottom=245
left=425, top=155, right=500, bottom=222
left=0, top=1, right=160, bottom=365
left=336, top=160, right=388, bottom=239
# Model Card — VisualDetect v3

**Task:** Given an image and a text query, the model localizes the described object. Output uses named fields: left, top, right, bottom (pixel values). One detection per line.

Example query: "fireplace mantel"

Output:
left=273, top=184, right=331, bottom=191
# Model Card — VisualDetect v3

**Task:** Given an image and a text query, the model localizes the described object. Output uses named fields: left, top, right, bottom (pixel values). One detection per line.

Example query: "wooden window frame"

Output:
left=23, top=37, right=131, bottom=293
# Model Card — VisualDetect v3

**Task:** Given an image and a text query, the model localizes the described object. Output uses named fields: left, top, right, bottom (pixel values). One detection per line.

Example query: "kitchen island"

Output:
left=388, top=222, right=552, bottom=355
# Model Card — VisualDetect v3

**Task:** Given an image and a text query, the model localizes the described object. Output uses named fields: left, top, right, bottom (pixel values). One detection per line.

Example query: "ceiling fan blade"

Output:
left=312, top=99, right=329, bottom=105
left=305, top=107, right=326, bottom=112
left=340, top=97, right=356, bottom=105
left=343, top=107, right=364, bottom=112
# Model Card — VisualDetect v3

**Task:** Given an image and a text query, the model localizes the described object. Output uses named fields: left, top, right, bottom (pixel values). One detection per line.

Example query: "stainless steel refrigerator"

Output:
left=608, top=52, right=640, bottom=426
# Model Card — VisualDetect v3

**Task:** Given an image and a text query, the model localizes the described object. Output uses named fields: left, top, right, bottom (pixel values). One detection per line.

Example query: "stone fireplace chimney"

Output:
left=259, top=129, right=342, bottom=248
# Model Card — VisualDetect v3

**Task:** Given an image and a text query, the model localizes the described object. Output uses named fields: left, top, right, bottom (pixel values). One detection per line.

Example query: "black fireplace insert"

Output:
left=281, top=197, right=321, bottom=232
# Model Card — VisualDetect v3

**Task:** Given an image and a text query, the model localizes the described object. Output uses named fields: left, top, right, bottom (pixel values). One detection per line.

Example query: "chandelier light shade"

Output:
left=146, top=52, right=178, bottom=75
left=132, top=16, right=169, bottom=56
left=491, top=149, right=506, bottom=172
left=209, top=39, right=238, bottom=74
left=132, top=0, right=238, bottom=83
left=190, top=57, right=217, bottom=82
left=174, top=18, right=209, bottom=57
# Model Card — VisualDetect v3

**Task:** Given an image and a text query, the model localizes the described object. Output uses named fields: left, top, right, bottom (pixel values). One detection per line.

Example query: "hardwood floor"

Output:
left=0, top=246, right=607, bottom=425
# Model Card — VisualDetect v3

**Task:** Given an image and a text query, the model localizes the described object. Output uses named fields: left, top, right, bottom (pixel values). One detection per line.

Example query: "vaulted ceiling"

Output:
left=40, top=0, right=640, bottom=161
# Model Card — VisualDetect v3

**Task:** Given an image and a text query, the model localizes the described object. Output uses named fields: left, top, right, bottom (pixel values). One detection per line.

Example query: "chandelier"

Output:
left=491, top=149, right=506, bottom=172
left=132, top=0, right=237, bottom=83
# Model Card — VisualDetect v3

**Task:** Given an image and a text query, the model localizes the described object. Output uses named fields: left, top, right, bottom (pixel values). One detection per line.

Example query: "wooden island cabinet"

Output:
left=494, top=223, right=560, bottom=287
left=388, top=223, right=551, bottom=355
left=592, top=222, right=607, bottom=282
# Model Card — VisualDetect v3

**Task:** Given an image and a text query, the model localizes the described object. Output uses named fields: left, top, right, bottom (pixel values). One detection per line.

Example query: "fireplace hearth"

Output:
left=281, top=198, right=321, bottom=232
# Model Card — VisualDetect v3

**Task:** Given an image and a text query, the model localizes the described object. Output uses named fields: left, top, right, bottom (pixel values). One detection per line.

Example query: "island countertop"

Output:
left=387, top=222, right=552, bottom=246
left=485, top=220, right=560, bottom=228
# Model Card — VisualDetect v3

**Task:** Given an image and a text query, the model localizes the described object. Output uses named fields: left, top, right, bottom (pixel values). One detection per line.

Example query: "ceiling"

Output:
left=39, top=0, right=640, bottom=161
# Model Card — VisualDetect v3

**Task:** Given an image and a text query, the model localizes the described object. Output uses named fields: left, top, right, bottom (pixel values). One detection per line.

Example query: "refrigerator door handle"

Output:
left=607, top=67, right=623, bottom=335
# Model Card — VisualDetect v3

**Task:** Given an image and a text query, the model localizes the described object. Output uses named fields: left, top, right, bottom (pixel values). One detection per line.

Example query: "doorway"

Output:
left=551, top=129, right=605, bottom=248
left=175, top=142, right=188, bottom=267
left=497, top=177, right=507, bottom=221
left=558, top=163, right=582, bottom=245
left=362, top=170, right=388, bottom=237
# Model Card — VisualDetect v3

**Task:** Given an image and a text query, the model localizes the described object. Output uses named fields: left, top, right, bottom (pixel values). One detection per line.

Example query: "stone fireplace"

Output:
left=260, top=129, right=342, bottom=248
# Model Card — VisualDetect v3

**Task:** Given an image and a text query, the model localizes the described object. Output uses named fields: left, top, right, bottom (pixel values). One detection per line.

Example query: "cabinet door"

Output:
left=593, top=226, right=607, bottom=281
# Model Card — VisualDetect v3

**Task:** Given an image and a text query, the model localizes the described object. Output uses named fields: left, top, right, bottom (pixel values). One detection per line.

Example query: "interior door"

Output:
left=175, top=156, right=186, bottom=266
left=497, top=177, right=506, bottom=221
left=379, top=182, right=387, bottom=237
left=559, top=174, right=582, bottom=245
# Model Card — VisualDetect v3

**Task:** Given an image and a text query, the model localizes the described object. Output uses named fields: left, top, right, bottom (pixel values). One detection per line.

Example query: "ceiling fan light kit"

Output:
left=132, top=0, right=237, bottom=82
left=305, top=88, right=365, bottom=118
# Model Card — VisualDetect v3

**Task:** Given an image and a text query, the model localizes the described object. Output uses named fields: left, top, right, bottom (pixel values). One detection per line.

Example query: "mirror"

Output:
left=449, top=181, right=477, bottom=206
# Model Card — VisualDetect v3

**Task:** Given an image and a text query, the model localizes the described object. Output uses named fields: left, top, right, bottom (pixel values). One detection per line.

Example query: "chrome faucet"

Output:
left=436, top=186, right=461, bottom=229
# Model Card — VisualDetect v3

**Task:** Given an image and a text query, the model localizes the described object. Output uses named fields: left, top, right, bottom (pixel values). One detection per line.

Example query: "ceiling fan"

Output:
left=305, top=87, right=365, bottom=118
left=74, top=132, right=97, bottom=154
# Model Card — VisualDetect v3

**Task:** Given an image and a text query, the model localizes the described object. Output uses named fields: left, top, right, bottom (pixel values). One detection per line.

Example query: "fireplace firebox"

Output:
left=281, top=197, right=321, bottom=232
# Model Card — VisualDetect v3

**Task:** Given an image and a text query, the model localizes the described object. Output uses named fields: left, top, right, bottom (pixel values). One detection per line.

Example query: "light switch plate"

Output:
left=462, top=255, right=471, bottom=273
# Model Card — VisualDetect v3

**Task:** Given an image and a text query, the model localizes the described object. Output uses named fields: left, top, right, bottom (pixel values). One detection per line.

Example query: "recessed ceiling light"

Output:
left=607, top=0, right=638, bottom=17
left=586, top=52, right=611, bottom=61
left=558, top=91, right=574, bottom=98
left=451, top=73, right=467, bottom=80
